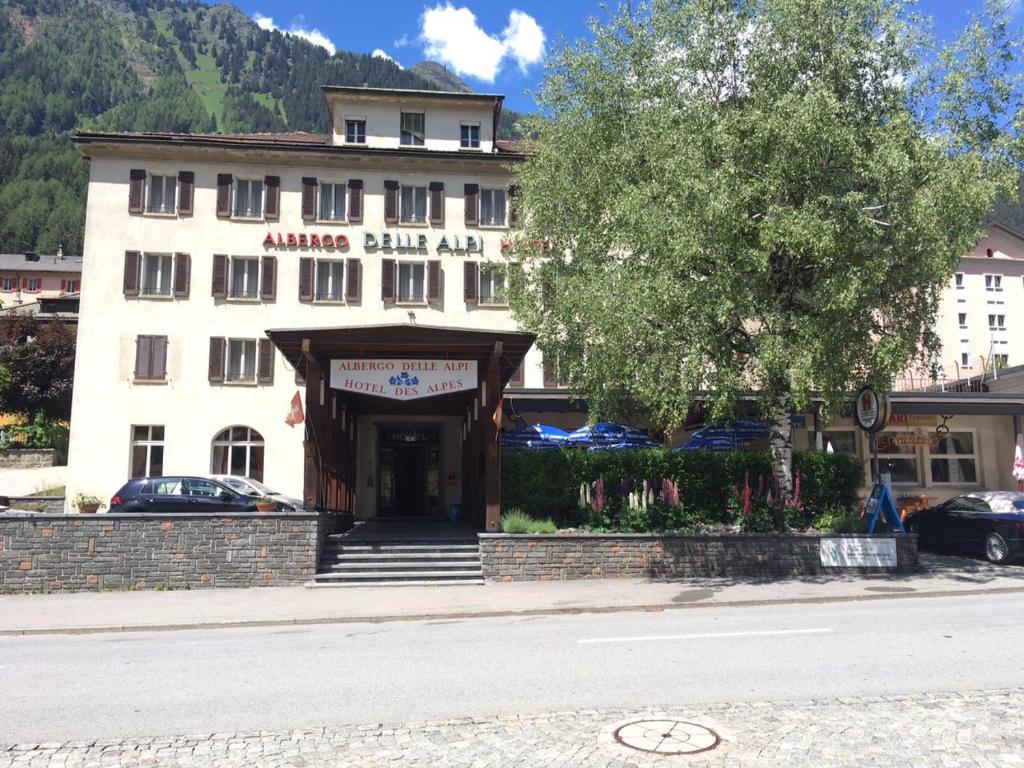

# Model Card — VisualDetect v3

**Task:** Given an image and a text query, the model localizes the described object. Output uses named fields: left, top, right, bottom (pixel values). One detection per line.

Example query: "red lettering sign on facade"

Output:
left=263, top=233, right=350, bottom=249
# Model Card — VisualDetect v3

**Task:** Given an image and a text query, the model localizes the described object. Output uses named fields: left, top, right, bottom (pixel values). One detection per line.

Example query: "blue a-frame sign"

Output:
left=864, top=483, right=905, bottom=533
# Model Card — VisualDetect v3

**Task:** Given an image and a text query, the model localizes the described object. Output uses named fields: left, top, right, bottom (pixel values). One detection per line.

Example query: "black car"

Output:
left=904, top=491, right=1024, bottom=564
left=109, top=476, right=259, bottom=514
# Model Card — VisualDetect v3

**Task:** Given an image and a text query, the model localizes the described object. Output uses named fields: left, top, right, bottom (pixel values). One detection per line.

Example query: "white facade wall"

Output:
left=66, top=97, right=540, bottom=512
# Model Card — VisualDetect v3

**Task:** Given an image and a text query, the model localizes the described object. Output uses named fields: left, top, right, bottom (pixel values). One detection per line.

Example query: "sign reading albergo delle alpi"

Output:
left=330, top=360, right=477, bottom=401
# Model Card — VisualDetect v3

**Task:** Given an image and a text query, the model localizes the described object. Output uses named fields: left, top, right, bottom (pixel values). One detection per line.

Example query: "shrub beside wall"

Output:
left=501, top=448, right=863, bottom=528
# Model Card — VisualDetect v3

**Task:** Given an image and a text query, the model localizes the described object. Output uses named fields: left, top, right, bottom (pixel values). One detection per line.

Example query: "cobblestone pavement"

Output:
left=2, top=688, right=1021, bottom=767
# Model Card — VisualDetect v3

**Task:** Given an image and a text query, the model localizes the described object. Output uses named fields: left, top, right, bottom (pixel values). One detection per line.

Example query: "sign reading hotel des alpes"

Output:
left=330, top=360, right=478, bottom=400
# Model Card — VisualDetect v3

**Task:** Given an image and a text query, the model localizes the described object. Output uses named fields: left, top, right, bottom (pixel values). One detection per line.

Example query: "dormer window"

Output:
left=345, top=119, right=366, bottom=144
left=460, top=123, right=480, bottom=149
left=400, top=112, right=425, bottom=146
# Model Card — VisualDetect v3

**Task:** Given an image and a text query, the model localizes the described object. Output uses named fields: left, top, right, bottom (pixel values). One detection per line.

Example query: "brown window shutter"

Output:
left=151, top=335, right=167, bottom=380
left=208, top=337, right=225, bottom=383
left=427, top=260, right=442, bottom=304
left=264, top=175, right=280, bottom=221
left=257, top=338, right=274, bottom=384
left=129, top=169, right=145, bottom=214
left=347, top=179, right=363, bottom=223
left=464, top=183, right=479, bottom=226
left=428, top=181, right=444, bottom=225
left=346, top=258, right=361, bottom=302
left=384, top=180, right=399, bottom=224
left=298, top=257, right=314, bottom=301
left=508, top=184, right=519, bottom=228
left=216, top=174, right=232, bottom=218
left=381, top=258, right=396, bottom=302
left=543, top=361, right=557, bottom=388
left=260, top=256, right=277, bottom=300
left=463, top=261, right=479, bottom=304
left=134, top=336, right=151, bottom=380
left=301, top=177, right=317, bottom=221
left=211, top=253, right=227, bottom=298
left=123, top=251, right=140, bottom=296
left=173, top=253, right=190, bottom=298
left=509, top=362, right=524, bottom=388
left=177, top=171, right=194, bottom=216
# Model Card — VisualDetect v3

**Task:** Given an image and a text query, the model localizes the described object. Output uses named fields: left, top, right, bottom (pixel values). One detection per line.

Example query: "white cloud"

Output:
left=251, top=13, right=336, bottom=56
left=373, top=49, right=402, bottom=68
left=394, top=34, right=410, bottom=48
left=419, top=4, right=545, bottom=83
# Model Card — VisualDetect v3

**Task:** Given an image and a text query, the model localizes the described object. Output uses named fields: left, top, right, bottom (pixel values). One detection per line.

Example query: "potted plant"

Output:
left=255, top=496, right=278, bottom=513
left=73, top=493, right=105, bottom=514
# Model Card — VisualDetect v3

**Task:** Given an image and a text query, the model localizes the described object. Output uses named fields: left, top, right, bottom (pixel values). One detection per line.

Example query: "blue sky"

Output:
left=228, top=0, right=1007, bottom=113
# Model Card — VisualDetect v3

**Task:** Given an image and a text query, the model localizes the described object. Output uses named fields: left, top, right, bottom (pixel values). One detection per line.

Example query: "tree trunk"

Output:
left=769, top=394, right=794, bottom=500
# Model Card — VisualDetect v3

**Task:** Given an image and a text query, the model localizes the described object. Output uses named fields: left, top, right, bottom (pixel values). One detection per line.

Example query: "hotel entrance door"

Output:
left=377, top=427, right=441, bottom=517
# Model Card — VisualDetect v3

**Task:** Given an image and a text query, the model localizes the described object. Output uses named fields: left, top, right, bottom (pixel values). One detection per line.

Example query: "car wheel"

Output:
left=984, top=531, right=1011, bottom=564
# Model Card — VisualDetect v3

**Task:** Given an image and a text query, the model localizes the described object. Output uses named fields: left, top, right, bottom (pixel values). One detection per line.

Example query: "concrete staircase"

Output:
left=310, top=535, right=484, bottom=587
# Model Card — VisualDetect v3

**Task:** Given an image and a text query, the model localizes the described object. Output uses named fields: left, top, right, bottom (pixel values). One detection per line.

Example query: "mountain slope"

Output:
left=0, top=0, right=526, bottom=257
left=409, top=61, right=473, bottom=94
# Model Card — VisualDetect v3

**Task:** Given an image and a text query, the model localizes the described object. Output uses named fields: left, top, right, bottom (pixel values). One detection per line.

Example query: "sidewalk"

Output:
left=1, top=554, right=1022, bottom=636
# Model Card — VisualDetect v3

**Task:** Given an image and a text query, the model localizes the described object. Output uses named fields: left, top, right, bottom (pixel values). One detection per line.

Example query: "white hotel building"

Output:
left=67, top=86, right=552, bottom=529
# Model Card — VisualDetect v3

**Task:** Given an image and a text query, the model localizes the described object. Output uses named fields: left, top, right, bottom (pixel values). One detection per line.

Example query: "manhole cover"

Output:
left=613, top=719, right=720, bottom=755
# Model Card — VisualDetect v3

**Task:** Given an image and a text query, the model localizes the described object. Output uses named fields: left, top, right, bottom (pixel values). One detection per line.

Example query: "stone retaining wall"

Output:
left=479, top=533, right=918, bottom=581
left=3, top=497, right=64, bottom=514
left=0, top=513, right=321, bottom=592
left=0, top=448, right=57, bottom=468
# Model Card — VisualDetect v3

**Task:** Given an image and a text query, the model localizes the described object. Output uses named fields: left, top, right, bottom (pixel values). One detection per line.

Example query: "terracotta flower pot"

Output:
left=255, top=501, right=277, bottom=513
left=78, top=504, right=99, bottom=514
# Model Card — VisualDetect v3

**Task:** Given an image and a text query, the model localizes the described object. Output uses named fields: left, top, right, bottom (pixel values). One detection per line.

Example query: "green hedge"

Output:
left=501, top=448, right=864, bottom=529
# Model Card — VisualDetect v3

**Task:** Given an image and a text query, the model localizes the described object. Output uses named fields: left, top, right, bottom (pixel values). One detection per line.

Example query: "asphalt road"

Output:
left=2, top=593, right=1022, bottom=744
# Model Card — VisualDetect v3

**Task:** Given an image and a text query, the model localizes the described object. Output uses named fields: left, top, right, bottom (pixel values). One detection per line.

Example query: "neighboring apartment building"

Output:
left=67, top=86, right=547, bottom=528
left=0, top=249, right=83, bottom=307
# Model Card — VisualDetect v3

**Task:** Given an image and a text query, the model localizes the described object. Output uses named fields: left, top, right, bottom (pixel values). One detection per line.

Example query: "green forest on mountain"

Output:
left=0, top=0, right=524, bottom=255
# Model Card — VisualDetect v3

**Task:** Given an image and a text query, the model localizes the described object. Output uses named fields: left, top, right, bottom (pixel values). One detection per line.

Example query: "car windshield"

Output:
left=240, top=477, right=275, bottom=495
left=216, top=477, right=254, bottom=495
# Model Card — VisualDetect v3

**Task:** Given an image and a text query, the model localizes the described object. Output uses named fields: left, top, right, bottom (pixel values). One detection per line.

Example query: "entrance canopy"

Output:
left=267, top=323, right=536, bottom=415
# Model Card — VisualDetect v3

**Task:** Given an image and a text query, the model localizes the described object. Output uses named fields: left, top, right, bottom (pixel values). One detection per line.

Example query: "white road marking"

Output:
left=578, top=627, right=834, bottom=644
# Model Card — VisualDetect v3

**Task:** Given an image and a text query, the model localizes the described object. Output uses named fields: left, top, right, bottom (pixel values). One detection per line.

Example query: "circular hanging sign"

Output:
left=854, top=385, right=889, bottom=433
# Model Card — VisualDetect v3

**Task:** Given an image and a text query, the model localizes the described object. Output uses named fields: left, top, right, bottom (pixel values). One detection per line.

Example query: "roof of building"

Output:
left=0, top=253, right=83, bottom=273
left=321, top=85, right=503, bottom=104
left=73, top=130, right=525, bottom=160
left=0, top=292, right=80, bottom=321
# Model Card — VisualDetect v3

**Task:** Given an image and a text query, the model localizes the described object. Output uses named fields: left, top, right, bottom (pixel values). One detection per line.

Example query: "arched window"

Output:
left=211, top=426, right=265, bottom=481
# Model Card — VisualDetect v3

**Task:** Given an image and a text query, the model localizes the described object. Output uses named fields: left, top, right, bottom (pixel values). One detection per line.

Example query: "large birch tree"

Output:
left=508, top=0, right=1022, bottom=496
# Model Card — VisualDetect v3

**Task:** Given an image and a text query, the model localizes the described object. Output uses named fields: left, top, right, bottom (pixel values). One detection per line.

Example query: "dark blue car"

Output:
left=109, top=476, right=259, bottom=514
left=904, top=492, right=1024, bottom=564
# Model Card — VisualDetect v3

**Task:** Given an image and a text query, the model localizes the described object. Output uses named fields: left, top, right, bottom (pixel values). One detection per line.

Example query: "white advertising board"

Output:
left=819, top=537, right=897, bottom=568
left=330, top=359, right=477, bottom=401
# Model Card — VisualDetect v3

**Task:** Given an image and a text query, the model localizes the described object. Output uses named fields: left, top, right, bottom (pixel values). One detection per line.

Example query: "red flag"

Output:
left=492, top=395, right=504, bottom=439
left=285, top=391, right=304, bottom=427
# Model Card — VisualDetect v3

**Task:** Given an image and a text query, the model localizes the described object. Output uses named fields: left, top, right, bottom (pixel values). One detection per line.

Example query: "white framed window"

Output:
left=140, top=253, right=172, bottom=296
left=984, top=274, right=1002, bottom=291
left=400, top=185, right=428, bottom=223
left=400, top=112, right=425, bottom=146
left=875, top=431, right=920, bottom=485
left=1, top=277, right=14, bottom=292
left=319, top=182, right=346, bottom=221
left=345, top=119, right=366, bottom=144
left=961, top=351, right=972, bottom=368
left=988, top=314, right=1006, bottom=331
left=315, top=260, right=345, bottom=301
left=479, top=264, right=506, bottom=305
left=480, top=188, right=507, bottom=226
left=211, top=426, right=264, bottom=482
left=233, top=178, right=264, bottom=219
left=228, top=257, right=260, bottom=299
left=25, top=278, right=40, bottom=293
left=397, top=262, right=425, bottom=303
left=146, top=174, right=177, bottom=214
left=927, top=430, right=978, bottom=485
left=955, top=273, right=965, bottom=302
left=226, top=339, right=257, bottom=382
left=957, top=312, right=967, bottom=329
left=994, top=353, right=1009, bottom=368
left=65, top=279, right=79, bottom=293
left=460, top=123, right=480, bottom=148
left=130, top=425, right=164, bottom=478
